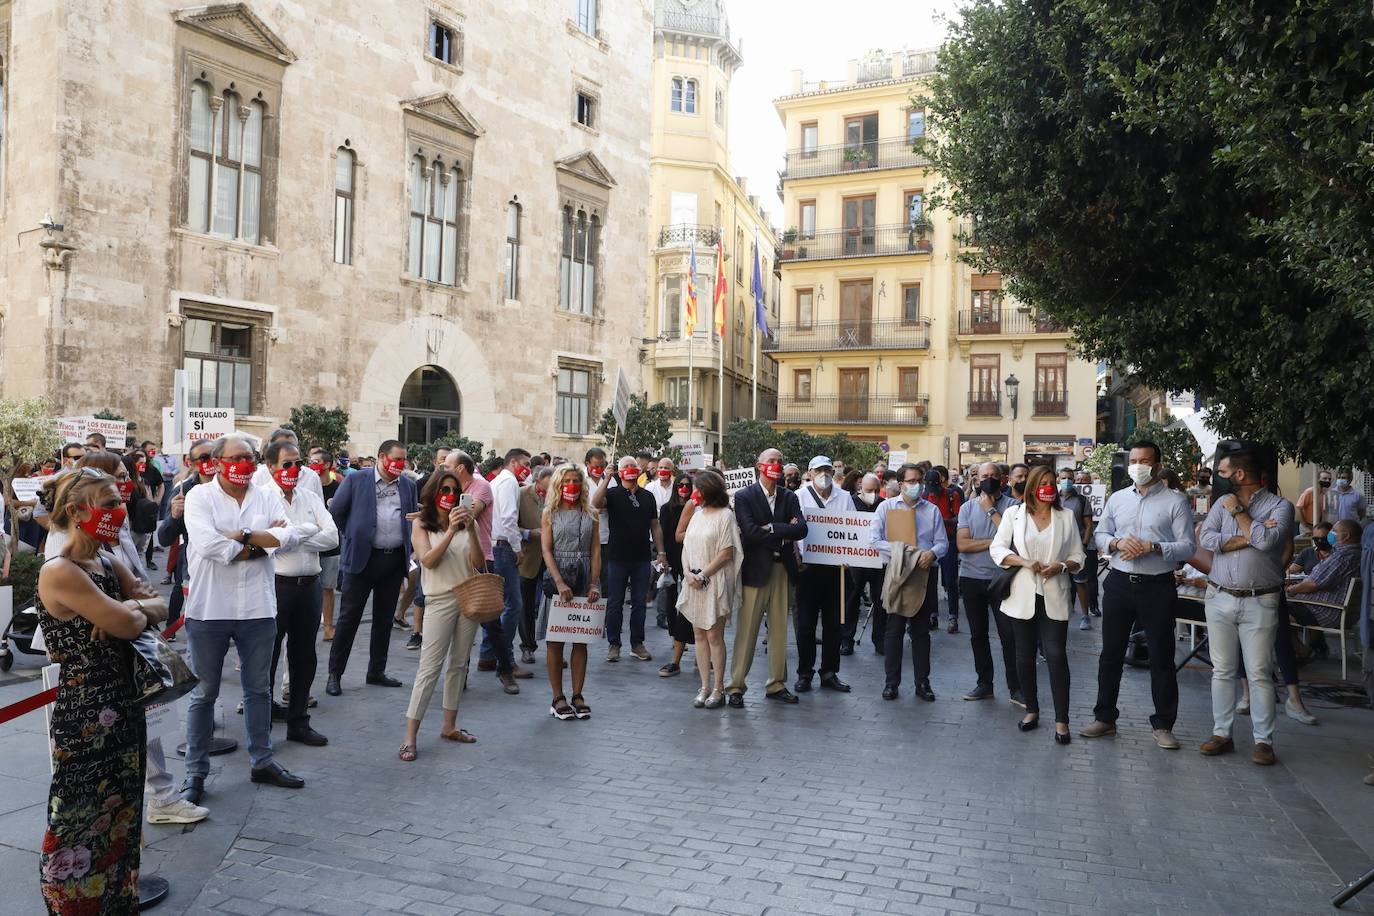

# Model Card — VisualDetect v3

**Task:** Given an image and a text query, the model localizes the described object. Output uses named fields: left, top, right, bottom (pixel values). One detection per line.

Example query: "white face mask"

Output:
left=859, top=490, right=877, bottom=505
left=1336, top=478, right=1350, bottom=489
left=814, top=473, right=832, bottom=492
left=1127, top=463, right=1155, bottom=486
left=903, top=483, right=924, bottom=502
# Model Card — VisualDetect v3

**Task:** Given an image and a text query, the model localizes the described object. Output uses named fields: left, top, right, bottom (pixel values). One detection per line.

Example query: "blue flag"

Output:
left=750, top=235, right=769, bottom=338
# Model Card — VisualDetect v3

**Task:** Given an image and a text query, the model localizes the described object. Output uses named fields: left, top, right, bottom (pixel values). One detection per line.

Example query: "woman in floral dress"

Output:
left=35, top=469, right=168, bottom=914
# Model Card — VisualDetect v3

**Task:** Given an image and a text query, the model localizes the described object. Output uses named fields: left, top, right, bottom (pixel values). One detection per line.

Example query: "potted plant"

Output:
left=781, top=227, right=797, bottom=258
left=842, top=146, right=872, bottom=170
left=907, top=216, right=934, bottom=253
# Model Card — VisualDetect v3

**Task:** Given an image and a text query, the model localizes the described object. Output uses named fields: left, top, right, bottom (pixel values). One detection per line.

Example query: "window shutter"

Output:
left=250, top=324, right=269, bottom=415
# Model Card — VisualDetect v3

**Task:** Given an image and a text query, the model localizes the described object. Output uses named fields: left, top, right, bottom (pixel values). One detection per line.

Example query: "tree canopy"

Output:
left=596, top=394, right=678, bottom=461
left=721, top=419, right=884, bottom=473
left=284, top=404, right=350, bottom=454
left=924, top=0, right=1374, bottom=465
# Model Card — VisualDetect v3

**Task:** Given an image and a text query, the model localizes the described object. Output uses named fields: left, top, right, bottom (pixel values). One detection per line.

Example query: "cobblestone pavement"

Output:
left=3, top=591, right=1373, bottom=915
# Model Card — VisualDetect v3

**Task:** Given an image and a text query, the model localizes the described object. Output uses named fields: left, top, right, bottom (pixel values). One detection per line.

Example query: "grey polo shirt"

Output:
left=955, top=493, right=1015, bottom=580
left=1199, top=489, right=1294, bottom=589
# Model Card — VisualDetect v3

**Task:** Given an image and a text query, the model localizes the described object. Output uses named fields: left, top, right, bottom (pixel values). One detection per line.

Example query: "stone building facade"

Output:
left=0, top=0, right=653, bottom=454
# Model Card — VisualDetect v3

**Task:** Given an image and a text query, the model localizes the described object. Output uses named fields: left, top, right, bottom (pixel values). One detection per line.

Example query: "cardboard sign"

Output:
left=801, top=510, right=884, bottom=569
left=56, top=417, right=87, bottom=444
left=885, top=507, right=917, bottom=547
left=10, top=475, right=54, bottom=502
left=1074, top=483, right=1108, bottom=519
left=723, top=467, right=755, bottom=495
left=84, top=417, right=129, bottom=447
left=545, top=596, right=607, bottom=644
left=161, top=407, right=235, bottom=455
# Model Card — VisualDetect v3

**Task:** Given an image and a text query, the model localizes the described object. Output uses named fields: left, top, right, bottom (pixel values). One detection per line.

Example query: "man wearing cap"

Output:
left=794, top=456, right=856, bottom=693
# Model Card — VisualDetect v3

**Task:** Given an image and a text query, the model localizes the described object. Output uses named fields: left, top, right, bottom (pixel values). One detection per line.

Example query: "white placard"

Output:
left=611, top=370, right=632, bottom=432
left=56, top=417, right=88, bottom=444
left=545, top=596, right=607, bottom=644
left=1074, top=483, right=1108, bottom=518
left=887, top=450, right=908, bottom=467
left=676, top=442, right=705, bottom=471
left=800, top=510, right=885, bottom=569
left=145, top=697, right=184, bottom=744
left=723, top=467, right=755, bottom=495
left=161, top=407, right=235, bottom=455
left=84, top=417, right=129, bottom=447
left=9, top=475, right=54, bottom=502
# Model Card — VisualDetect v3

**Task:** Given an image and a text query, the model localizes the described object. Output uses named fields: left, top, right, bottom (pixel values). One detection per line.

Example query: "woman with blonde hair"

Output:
left=540, top=464, right=601, bottom=720
left=676, top=470, right=742, bottom=708
left=990, top=464, right=1085, bottom=743
left=36, top=468, right=170, bottom=913
left=399, top=468, right=487, bottom=761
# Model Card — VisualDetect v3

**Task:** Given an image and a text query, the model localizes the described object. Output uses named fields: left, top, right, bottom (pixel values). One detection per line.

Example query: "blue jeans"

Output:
left=184, top=616, right=277, bottom=777
left=480, top=541, right=523, bottom=663
left=605, top=560, right=651, bottom=648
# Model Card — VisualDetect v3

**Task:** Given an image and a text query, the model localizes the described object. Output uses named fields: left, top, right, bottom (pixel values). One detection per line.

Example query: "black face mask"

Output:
left=1320, top=479, right=1332, bottom=488
left=978, top=478, right=1001, bottom=496
left=785, top=477, right=801, bottom=491
left=1012, top=480, right=1026, bottom=496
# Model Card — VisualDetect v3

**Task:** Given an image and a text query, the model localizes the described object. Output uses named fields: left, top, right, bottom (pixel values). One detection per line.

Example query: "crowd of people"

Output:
left=12, top=424, right=1373, bottom=913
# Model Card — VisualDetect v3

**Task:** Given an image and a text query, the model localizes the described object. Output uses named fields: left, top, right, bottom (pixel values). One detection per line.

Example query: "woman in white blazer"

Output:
left=990, top=465, right=1086, bottom=743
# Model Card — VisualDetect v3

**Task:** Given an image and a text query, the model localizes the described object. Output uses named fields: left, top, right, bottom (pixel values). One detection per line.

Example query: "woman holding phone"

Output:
left=540, top=464, right=601, bottom=720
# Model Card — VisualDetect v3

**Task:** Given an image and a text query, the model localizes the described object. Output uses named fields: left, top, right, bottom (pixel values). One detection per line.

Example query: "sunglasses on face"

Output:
left=438, top=486, right=460, bottom=495
left=278, top=460, right=306, bottom=470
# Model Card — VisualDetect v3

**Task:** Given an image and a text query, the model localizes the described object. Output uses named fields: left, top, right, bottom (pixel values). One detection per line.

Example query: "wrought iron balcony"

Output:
left=776, top=395, right=930, bottom=426
left=968, top=393, right=1001, bottom=417
left=657, top=223, right=721, bottom=248
left=956, top=308, right=1067, bottom=335
left=1033, top=390, right=1068, bottom=416
left=782, top=137, right=931, bottom=180
left=764, top=317, right=931, bottom=353
left=778, top=222, right=934, bottom=262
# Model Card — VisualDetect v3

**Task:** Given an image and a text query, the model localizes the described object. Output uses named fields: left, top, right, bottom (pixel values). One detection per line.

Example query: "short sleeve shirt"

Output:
left=604, top=485, right=658, bottom=564
left=1061, top=493, right=1088, bottom=538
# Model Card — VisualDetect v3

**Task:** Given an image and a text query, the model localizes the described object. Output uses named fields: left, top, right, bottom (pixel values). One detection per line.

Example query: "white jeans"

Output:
left=1204, top=588, right=1280, bottom=744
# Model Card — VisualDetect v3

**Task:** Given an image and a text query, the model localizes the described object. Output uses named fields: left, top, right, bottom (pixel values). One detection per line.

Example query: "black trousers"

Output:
left=844, top=566, right=886, bottom=647
left=795, top=565, right=844, bottom=679
left=961, top=576, right=1020, bottom=694
left=883, top=574, right=939, bottom=687
left=1011, top=595, right=1070, bottom=723
left=1093, top=570, right=1178, bottom=729
left=271, top=575, right=322, bottom=728
left=328, top=548, right=406, bottom=680
left=518, top=574, right=542, bottom=651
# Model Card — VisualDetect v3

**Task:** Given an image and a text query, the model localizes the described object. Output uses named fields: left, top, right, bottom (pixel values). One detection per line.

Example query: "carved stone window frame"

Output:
left=401, top=94, right=481, bottom=290
left=555, top=152, right=616, bottom=322
left=424, top=8, right=465, bottom=74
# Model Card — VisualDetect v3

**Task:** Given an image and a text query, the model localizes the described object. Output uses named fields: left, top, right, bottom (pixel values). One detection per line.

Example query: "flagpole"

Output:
left=752, top=317, right=758, bottom=419
left=687, top=245, right=696, bottom=445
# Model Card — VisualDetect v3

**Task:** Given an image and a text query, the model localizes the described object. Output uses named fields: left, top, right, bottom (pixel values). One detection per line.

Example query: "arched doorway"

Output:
left=398, top=365, right=460, bottom=443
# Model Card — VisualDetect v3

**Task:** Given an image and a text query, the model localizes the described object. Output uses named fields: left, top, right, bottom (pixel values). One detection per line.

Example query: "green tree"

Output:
left=595, top=394, right=678, bottom=460
left=0, top=397, right=63, bottom=568
left=721, top=419, right=776, bottom=468
left=720, top=422, right=885, bottom=475
left=1131, top=422, right=1202, bottom=483
left=924, top=0, right=1374, bottom=465
left=1082, top=443, right=1121, bottom=483
left=284, top=404, right=350, bottom=454
left=406, top=432, right=487, bottom=471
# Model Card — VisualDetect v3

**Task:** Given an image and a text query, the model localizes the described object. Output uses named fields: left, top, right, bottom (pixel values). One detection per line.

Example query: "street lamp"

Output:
left=1004, top=373, right=1020, bottom=466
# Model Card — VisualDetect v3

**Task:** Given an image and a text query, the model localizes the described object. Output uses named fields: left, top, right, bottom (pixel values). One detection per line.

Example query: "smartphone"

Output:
left=459, top=493, right=474, bottom=510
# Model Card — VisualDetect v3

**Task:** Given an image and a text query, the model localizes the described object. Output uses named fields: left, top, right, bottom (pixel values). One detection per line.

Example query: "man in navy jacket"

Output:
left=726, top=448, right=809, bottom=708
left=325, top=440, right=417, bottom=695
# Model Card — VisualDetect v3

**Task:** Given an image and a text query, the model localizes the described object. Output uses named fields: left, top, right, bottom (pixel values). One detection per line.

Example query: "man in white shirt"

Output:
left=794, top=456, right=856, bottom=693
left=180, top=435, right=311, bottom=804
left=484, top=447, right=531, bottom=670
left=265, top=440, right=339, bottom=748
left=644, top=456, right=676, bottom=510
left=251, top=427, right=325, bottom=500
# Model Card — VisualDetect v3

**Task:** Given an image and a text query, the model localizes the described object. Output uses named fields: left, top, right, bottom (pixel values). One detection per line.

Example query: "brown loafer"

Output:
left=1078, top=720, right=1117, bottom=739
left=1199, top=735, right=1235, bottom=756
left=477, top=658, right=497, bottom=672
left=1251, top=742, right=1276, bottom=766
left=498, top=671, right=519, bottom=695
left=511, top=665, right=534, bottom=679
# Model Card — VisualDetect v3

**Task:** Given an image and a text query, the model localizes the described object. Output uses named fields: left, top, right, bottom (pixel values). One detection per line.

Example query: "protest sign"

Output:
left=56, top=417, right=87, bottom=444
left=161, top=407, right=234, bottom=455
left=545, top=597, right=607, bottom=644
left=84, top=417, right=129, bottom=447
left=723, top=467, right=755, bottom=495
left=1074, top=483, right=1108, bottom=518
left=676, top=442, right=705, bottom=471
left=800, top=510, right=884, bottom=569
left=10, top=475, right=54, bottom=502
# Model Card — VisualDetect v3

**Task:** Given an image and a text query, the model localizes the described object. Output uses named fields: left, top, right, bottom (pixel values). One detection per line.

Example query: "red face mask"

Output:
left=195, top=457, right=217, bottom=478
left=536, top=487, right=548, bottom=501
left=677, top=485, right=691, bottom=499
left=513, top=464, right=531, bottom=483
left=760, top=462, right=783, bottom=481
left=116, top=479, right=135, bottom=502
left=657, top=469, right=672, bottom=480
left=76, top=504, right=126, bottom=543
left=273, top=465, right=301, bottom=490
left=437, top=492, right=457, bottom=512
left=308, top=461, right=328, bottom=476
left=561, top=483, right=582, bottom=504
left=220, top=458, right=256, bottom=487
left=690, top=490, right=704, bottom=507
left=136, top=462, right=147, bottom=474
left=147, top=448, right=157, bottom=457
left=588, top=465, right=605, bottom=479
left=619, top=467, right=640, bottom=483
left=381, top=457, right=407, bottom=478
left=1035, top=484, right=1057, bottom=503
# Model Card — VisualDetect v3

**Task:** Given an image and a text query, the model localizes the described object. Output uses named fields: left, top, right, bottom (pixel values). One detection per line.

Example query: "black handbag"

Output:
left=542, top=561, right=586, bottom=598
left=987, top=507, right=1021, bottom=603
left=100, top=556, right=199, bottom=708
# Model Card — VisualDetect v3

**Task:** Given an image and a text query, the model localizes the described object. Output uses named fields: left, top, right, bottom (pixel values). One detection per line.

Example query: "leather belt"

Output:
left=275, top=574, right=320, bottom=585
left=375, top=547, right=401, bottom=555
left=1109, top=569, right=1174, bottom=585
left=1210, top=583, right=1281, bottom=599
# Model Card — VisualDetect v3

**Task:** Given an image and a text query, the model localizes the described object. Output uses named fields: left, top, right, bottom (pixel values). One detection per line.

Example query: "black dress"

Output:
left=37, top=561, right=145, bottom=915
left=659, top=502, right=696, bottom=645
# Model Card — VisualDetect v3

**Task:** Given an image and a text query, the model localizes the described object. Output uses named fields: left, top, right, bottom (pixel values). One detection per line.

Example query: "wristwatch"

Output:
left=240, top=528, right=252, bottom=544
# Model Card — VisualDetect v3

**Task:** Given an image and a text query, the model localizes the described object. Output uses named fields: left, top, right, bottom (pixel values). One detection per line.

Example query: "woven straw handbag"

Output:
left=454, top=572, right=506, bottom=623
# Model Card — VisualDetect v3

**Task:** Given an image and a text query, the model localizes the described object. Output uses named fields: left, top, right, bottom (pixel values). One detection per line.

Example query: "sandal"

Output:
left=440, top=728, right=477, bottom=744
left=550, top=695, right=575, bottom=721
left=398, top=743, right=417, bottom=762
left=570, top=694, right=591, bottom=720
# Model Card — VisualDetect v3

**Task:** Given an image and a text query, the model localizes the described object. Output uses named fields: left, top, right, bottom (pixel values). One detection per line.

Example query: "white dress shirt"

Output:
left=797, top=482, right=856, bottom=514
left=490, top=468, right=521, bottom=547
left=269, top=483, right=340, bottom=577
left=644, top=478, right=674, bottom=511
left=252, top=462, right=324, bottom=500
left=183, top=478, right=309, bottom=621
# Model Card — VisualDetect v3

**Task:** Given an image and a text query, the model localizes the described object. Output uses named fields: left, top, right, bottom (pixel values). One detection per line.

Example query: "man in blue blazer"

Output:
left=325, top=440, right=418, bottom=695
left=726, top=448, right=809, bottom=708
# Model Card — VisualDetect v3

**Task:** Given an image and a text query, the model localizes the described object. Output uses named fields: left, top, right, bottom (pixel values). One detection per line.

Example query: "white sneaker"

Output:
left=1286, top=700, right=1318, bottom=726
left=1236, top=700, right=1250, bottom=716
left=147, top=798, right=209, bottom=825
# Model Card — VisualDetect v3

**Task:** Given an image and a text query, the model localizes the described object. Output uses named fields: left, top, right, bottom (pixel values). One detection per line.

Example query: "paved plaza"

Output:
left=3, top=592, right=1373, bottom=916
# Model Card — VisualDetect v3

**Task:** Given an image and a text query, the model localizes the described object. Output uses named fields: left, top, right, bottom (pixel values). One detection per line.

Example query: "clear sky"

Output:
left=723, top=0, right=966, bottom=229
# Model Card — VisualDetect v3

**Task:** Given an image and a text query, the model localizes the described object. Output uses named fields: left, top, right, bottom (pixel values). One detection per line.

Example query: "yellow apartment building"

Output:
left=641, top=1, right=780, bottom=456
left=772, top=49, right=1097, bottom=472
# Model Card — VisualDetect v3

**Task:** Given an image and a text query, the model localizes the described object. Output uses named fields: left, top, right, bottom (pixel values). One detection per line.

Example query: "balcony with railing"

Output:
left=782, top=137, right=930, bottom=180
left=653, top=9, right=742, bottom=61
left=779, top=222, right=933, bottom=262
left=968, top=392, right=1001, bottom=417
left=956, top=308, right=1067, bottom=336
left=775, top=395, right=930, bottom=426
left=1033, top=390, right=1068, bottom=417
left=956, top=220, right=981, bottom=248
left=764, top=317, right=931, bottom=353
left=657, top=223, right=721, bottom=249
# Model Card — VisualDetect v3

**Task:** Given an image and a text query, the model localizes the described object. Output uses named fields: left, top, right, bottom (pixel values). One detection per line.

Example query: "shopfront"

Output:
left=957, top=435, right=1008, bottom=472
left=1024, top=435, right=1078, bottom=471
